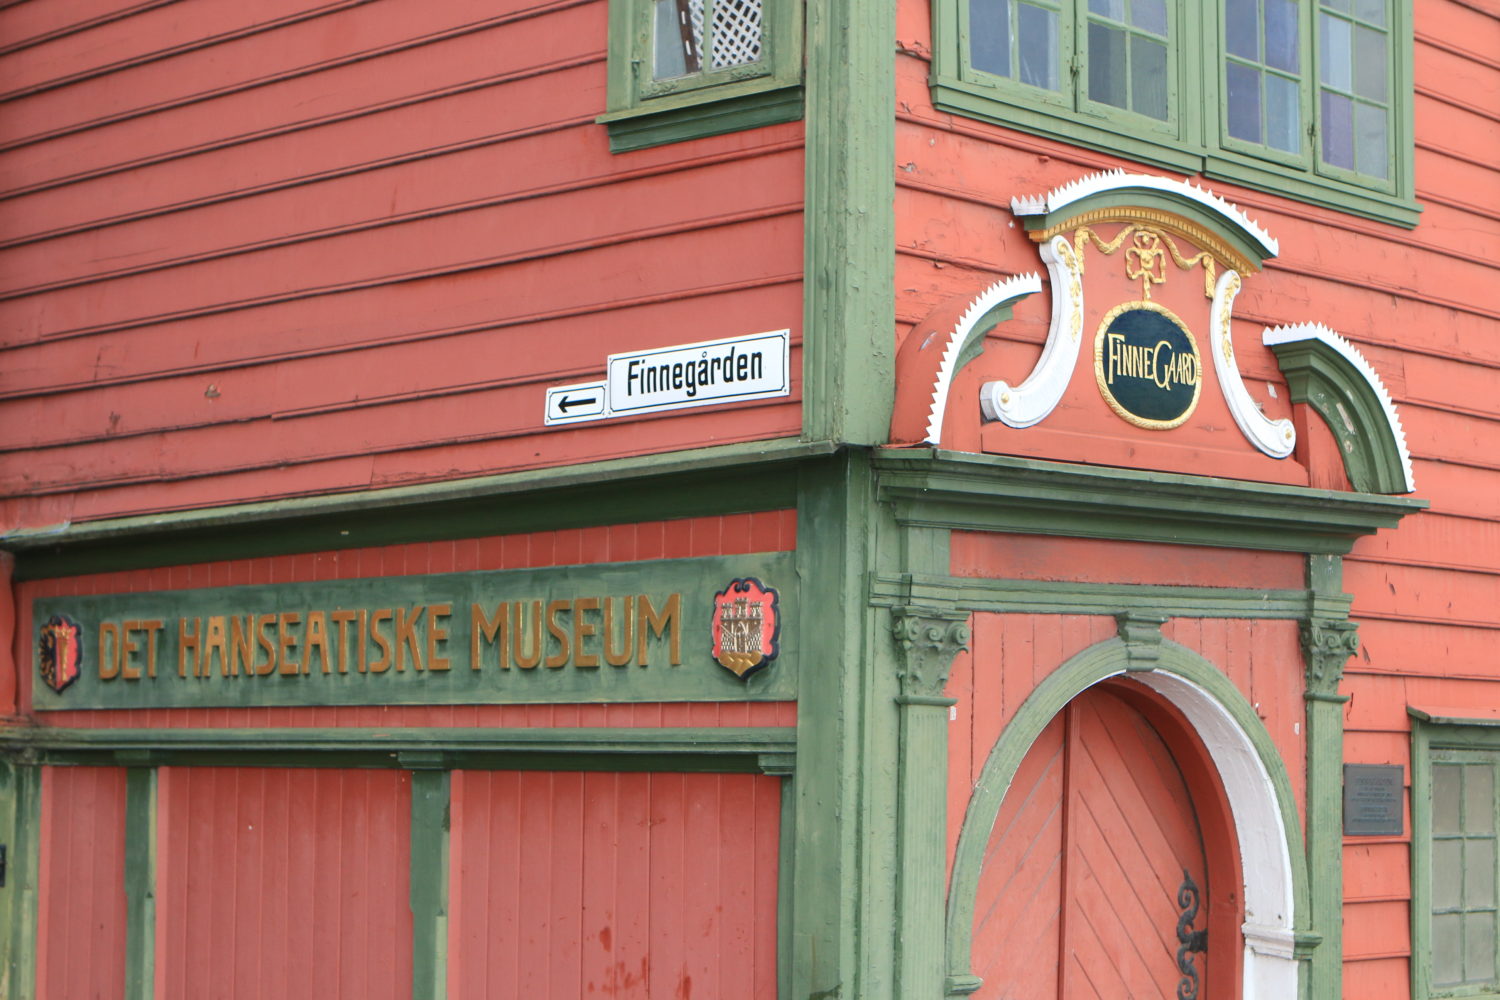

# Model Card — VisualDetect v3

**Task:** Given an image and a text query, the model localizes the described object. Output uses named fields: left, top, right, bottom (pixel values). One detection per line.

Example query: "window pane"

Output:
left=1227, top=62, right=1263, bottom=142
left=1355, top=101, right=1388, bottom=177
left=1319, top=13, right=1352, bottom=89
left=1226, top=0, right=1258, bottom=59
left=1090, top=0, right=1125, bottom=19
left=654, top=0, right=693, bottom=78
left=1435, top=913, right=1464, bottom=986
left=1437, top=764, right=1464, bottom=835
left=1130, top=35, right=1168, bottom=119
left=1265, top=72, right=1301, bottom=150
left=1320, top=90, right=1354, bottom=167
left=971, top=0, right=1012, bottom=76
left=1468, top=912, right=1497, bottom=984
left=1265, top=0, right=1300, bottom=72
left=1354, top=24, right=1387, bottom=99
left=1469, top=765, right=1495, bottom=834
left=1467, top=839, right=1496, bottom=909
left=1321, top=0, right=1349, bottom=10
left=1436, top=840, right=1465, bottom=910
left=1354, top=0, right=1385, bottom=25
left=1088, top=22, right=1128, bottom=109
left=1132, top=0, right=1168, bottom=35
left=1018, top=4, right=1059, bottom=89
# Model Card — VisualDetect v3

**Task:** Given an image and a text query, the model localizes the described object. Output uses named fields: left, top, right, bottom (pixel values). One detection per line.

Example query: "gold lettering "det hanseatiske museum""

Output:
left=95, top=593, right=682, bottom=682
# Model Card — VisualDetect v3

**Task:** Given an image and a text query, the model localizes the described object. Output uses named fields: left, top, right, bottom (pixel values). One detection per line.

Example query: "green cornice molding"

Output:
left=1, top=725, right=796, bottom=774
left=1265, top=323, right=1417, bottom=495
left=2, top=438, right=833, bottom=579
left=874, top=449, right=1425, bottom=554
left=869, top=572, right=1310, bottom=619
left=944, top=637, right=1311, bottom=996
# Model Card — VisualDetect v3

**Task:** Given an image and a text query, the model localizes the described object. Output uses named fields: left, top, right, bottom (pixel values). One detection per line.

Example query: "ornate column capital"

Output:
left=891, top=605, right=971, bottom=704
left=1302, top=618, right=1359, bottom=699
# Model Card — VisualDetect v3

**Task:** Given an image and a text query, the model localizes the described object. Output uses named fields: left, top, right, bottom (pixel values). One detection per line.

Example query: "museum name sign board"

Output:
left=32, top=554, right=796, bottom=709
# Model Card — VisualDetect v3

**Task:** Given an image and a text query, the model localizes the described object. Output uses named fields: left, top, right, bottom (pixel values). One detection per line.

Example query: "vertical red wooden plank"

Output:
left=648, top=772, right=688, bottom=997
left=516, top=771, right=551, bottom=997
left=717, top=772, right=755, bottom=997
left=548, top=772, right=585, bottom=997
left=617, top=773, right=653, bottom=995
left=579, top=771, right=617, bottom=996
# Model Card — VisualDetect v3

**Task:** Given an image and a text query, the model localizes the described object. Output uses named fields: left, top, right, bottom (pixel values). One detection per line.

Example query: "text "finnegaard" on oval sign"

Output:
left=606, top=330, right=790, bottom=415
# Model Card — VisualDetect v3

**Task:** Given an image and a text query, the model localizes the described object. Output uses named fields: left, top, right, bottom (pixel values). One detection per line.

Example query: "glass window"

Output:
left=931, top=0, right=1414, bottom=224
left=1424, top=747, right=1500, bottom=998
left=602, top=0, right=802, bottom=152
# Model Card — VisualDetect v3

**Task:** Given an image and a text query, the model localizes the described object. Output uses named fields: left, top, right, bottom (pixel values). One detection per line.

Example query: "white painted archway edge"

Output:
left=1132, top=669, right=1300, bottom=1000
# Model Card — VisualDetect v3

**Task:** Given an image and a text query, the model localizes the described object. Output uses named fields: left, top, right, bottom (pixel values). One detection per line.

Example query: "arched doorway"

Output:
left=969, top=679, right=1240, bottom=999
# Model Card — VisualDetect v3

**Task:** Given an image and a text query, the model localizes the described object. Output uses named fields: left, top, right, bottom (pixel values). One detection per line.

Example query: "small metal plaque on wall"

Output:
left=1343, top=763, right=1404, bottom=836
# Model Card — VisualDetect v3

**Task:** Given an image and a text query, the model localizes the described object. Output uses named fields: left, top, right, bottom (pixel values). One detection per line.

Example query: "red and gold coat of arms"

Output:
left=38, top=614, right=83, bottom=694
left=711, top=578, right=780, bottom=679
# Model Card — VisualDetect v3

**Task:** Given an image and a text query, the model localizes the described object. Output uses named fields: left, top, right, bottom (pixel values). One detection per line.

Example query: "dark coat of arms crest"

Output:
left=39, top=614, right=83, bottom=694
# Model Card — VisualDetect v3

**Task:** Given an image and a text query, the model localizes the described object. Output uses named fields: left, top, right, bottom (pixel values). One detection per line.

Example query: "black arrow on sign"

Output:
left=557, top=393, right=598, bottom=413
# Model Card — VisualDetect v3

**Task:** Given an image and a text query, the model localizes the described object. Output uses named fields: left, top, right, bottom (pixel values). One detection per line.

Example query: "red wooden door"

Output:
left=972, top=685, right=1216, bottom=999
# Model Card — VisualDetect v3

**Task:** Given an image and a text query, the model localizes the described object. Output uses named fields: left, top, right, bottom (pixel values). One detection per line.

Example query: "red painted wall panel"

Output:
left=155, top=766, right=413, bottom=1000
left=448, top=769, right=781, bottom=999
left=0, top=0, right=806, bottom=529
left=36, top=765, right=129, bottom=1000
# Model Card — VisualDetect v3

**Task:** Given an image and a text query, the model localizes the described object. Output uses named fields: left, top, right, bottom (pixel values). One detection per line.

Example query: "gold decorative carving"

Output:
left=1218, top=271, right=1242, bottom=365
left=1026, top=207, right=1258, bottom=278
left=1068, top=224, right=1221, bottom=299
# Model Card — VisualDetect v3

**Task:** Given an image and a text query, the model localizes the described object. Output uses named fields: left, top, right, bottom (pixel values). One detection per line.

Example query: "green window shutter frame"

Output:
left=599, top=0, right=805, bottom=152
left=931, top=0, right=1419, bottom=227
left=1412, top=715, right=1500, bottom=999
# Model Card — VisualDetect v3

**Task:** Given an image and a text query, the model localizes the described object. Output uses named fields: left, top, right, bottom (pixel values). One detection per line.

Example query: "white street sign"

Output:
left=544, top=381, right=607, bottom=425
left=606, top=330, right=790, bottom=416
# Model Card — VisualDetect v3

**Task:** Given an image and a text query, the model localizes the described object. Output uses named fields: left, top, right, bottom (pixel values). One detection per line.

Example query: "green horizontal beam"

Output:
left=5, top=439, right=834, bottom=580
left=869, top=573, right=1311, bottom=618
left=2, top=726, right=797, bottom=775
left=874, top=449, right=1424, bottom=554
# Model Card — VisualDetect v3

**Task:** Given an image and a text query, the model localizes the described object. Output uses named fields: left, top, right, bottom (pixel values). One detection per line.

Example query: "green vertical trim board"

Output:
left=409, top=767, right=450, bottom=1000
left=0, top=760, right=39, bottom=1000
left=124, top=768, right=157, bottom=1000
left=801, top=0, right=896, bottom=444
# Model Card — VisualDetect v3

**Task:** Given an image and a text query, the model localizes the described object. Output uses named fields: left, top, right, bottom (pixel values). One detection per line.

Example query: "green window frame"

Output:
left=932, top=0, right=1417, bottom=227
left=598, top=0, right=804, bottom=153
left=1414, top=718, right=1500, bottom=999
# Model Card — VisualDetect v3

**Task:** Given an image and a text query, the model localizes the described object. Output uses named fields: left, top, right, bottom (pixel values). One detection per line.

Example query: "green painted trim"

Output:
left=775, top=774, right=796, bottom=1000
left=1270, top=336, right=1414, bottom=495
left=944, top=636, right=1312, bottom=993
left=0, top=760, right=39, bottom=1000
left=1409, top=718, right=1500, bottom=1000
left=2, top=438, right=833, bottom=580
left=5, top=727, right=797, bottom=774
left=601, top=84, right=803, bottom=152
left=123, top=768, right=156, bottom=1000
left=801, top=0, right=896, bottom=444
left=929, top=0, right=1420, bottom=229
left=870, top=572, right=1311, bottom=617
left=875, top=449, right=1424, bottom=554
left=409, top=769, right=450, bottom=1000
left=787, top=451, right=884, bottom=998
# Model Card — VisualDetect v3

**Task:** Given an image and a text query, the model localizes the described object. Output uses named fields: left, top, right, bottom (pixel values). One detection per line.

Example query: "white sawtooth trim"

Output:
left=923, top=272, right=1043, bottom=444
left=1263, top=322, right=1416, bottom=493
left=1133, top=671, right=1301, bottom=1000
left=979, top=237, right=1081, bottom=429
left=1211, top=269, right=1296, bottom=458
left=1010, top=169, right=1279, bottom=259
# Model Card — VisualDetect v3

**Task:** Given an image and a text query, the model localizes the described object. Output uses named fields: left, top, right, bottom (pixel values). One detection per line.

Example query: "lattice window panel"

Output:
left=688, top=0, right=763, bottom=70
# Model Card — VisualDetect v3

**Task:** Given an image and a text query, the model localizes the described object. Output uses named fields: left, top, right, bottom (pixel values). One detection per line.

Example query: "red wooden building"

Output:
left=0, top=0, right=1494, bottom=997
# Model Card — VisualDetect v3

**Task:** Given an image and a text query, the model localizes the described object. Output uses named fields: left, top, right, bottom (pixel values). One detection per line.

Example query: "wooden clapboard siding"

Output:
left=0, top=0, right=805, bottom=528
left=448, top=769, right=780, bottom=999
left=155, top=765, right=413, bottom=1000
left=35, top=765, right=129, bottom=1000
left=16, top=509, right=798, bottom=720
